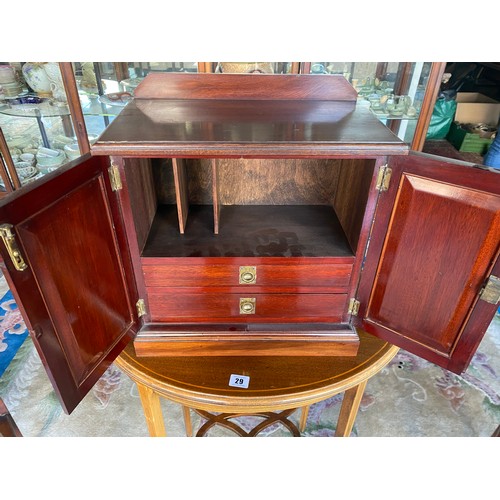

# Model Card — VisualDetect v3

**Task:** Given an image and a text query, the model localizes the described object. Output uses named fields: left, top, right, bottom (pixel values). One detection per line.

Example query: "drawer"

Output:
left=142, top=257, right=353, bottom=292
left=147, top=289, right=347, bottom=323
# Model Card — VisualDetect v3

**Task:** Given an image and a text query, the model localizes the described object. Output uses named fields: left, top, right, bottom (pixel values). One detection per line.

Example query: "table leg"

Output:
left=334, top=380, right=367, bottom=437
left=0, top=398, right=22, bottom=437
left=299, top=405, right=310, bottom=433
left=183, top=406, right=193, bottom=437
left=136, top=383, right=166, bottom=437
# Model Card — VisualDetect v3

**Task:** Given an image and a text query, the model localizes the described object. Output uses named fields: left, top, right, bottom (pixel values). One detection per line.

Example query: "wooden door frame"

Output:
left=411, top=62, right=446, bottom=151
left=59, top=62, right=90, bottom=156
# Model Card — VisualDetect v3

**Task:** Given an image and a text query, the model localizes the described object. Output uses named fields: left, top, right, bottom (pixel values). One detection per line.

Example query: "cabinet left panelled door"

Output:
left=0, top=154, right=140, bottom=413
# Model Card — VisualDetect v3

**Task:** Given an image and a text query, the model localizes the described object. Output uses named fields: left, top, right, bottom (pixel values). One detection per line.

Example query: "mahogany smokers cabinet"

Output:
left=0, top=73, right=499, bottom=414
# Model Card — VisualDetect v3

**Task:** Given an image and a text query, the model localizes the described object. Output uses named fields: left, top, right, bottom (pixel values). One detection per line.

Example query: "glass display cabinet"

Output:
left=301, top=62, right=445, bottom=150
left=1, top=62, right=444, bottom=198
left=0, top=62, right=84, bottom=196
left=72, top=62, right=201, bottom=144
left=0, top=61, right=206, bottom=197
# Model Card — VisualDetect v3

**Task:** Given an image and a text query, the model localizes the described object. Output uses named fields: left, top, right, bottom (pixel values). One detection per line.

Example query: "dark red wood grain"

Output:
left=0, top=155, right=139, bottom=413
left=356, top=152, right=500, bottom=373
left=133, top=73, right=358, bottom=101
left=134, top=323, right=359, bottom=357
left=147, top=289, right=347, bottom=324
left=135, top=338, right=359, bottom=357
left=141, top=258, right=353, bottom=291
left=112, top=155, right=151, bottom=323
left=344, top=156, right=388, bottom=321
left=92, top=74, right=408, bottom=158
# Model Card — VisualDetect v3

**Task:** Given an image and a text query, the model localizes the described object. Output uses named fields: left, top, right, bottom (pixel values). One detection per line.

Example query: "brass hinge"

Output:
left=479, top=275, right=500, bottom=305
left=376, top=164, right=392, bottom=192
left=348, top=298, right=360, bottom=316
left=0, top=224, right=28, bottom=272
left=109, top=163, right=122, bottom=191
left=136, top=299, right=147, bottom=318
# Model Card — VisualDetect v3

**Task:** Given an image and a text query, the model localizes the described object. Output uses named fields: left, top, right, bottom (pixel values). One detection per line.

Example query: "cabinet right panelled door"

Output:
left=355, top=152, right=500, bottom=373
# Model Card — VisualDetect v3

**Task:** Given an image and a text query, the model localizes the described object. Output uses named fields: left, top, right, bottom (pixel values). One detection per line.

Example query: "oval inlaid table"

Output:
left=115, top=330, right=399, bottom=437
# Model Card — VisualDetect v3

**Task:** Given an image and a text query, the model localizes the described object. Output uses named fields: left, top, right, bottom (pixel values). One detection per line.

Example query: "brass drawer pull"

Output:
left=239, top=266, right=257, bottom=284
left=239, top=297, right=256, bottom=314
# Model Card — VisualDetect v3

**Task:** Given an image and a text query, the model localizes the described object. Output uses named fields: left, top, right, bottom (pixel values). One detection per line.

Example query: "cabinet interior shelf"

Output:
left=142, top=204, right=354, bottom=258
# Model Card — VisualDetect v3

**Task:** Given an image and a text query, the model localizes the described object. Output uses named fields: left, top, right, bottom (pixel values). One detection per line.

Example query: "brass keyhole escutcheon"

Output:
left=239, top=298, right=256, bottom=314
left=239, top=266, right=257, bottom=284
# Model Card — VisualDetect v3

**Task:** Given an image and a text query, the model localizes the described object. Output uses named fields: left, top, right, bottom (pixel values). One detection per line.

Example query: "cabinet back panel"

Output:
left=153, top=158, right=175, bottom=203
left=153, top=158, right=342, bottom=205
left=215, top=158, right=341, bottom=205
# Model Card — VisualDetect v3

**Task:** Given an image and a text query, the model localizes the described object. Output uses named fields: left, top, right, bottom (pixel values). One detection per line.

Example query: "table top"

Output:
left=115, top=330, right=399, bottom=413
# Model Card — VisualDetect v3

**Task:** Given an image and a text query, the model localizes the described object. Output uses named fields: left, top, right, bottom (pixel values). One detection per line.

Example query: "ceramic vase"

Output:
left=43, top=62, right=66, bottom=102
left=0, top=65, right=16, bottom=84
left=219, top=62, right=275, bottom=74
left=80, top=62, right=98, bottom=90
left=21, top=62, right=52, bottom=97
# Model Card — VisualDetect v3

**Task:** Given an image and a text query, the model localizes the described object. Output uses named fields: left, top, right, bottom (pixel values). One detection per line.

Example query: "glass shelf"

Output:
left=370, top=111, right=419, bottom=120
left=0, top=98, right=71, bottom=118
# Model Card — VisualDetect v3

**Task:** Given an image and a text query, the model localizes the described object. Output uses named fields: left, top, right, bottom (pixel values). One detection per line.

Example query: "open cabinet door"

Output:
left=355, top=152, right=500, bottom=374
left=0, top=155, right=140, bottom=413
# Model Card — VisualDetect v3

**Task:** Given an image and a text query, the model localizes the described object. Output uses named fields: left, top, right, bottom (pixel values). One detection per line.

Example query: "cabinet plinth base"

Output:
left=133, top=323, right=360, bottom=357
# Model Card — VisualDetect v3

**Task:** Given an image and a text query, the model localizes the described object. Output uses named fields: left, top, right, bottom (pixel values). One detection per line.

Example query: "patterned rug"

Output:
left=0, top=290, right=28, bottom=378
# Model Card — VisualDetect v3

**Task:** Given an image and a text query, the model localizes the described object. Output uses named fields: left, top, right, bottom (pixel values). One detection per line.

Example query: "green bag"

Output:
left=426, top=97, right=457, bottom=140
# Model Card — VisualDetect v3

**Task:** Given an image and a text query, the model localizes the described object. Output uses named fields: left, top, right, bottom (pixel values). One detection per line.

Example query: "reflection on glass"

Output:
left=216, top=62, right=293, bottom=74
left=0, top=62, right=82, bottom=188
left=308, top=62, right=433, bottom=142
left=73, top=62, right=199, bottom=139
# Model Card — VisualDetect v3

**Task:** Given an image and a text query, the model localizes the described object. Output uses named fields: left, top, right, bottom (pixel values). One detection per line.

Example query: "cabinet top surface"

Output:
left=93, top=99, right=408, bottom=157
left=92, top=73, right=408, bottom=158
